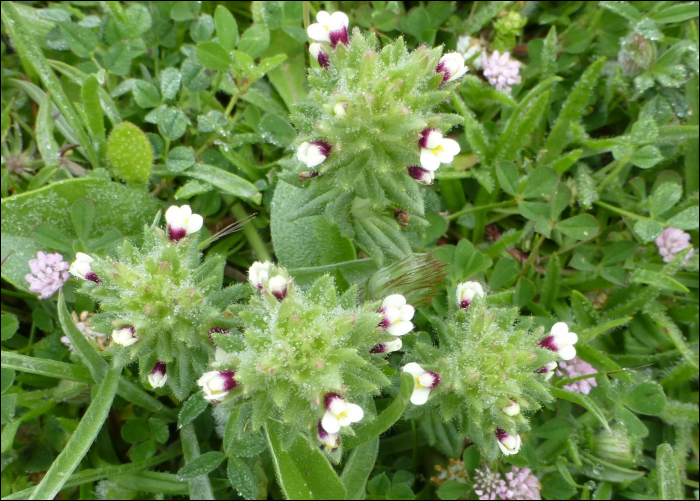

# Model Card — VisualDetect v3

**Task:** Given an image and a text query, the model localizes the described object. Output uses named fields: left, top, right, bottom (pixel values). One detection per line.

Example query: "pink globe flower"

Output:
left=556, top=357, right=598, bottom=395
left=25, top=251, right=70, bottom=299
left=655, top=227, right=694, bottom=264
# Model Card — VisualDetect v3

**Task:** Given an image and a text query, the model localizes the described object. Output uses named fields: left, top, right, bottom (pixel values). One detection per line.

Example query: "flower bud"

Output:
left=591, top=425, right=639, bottom=468
left=165, top=205, right=203, bottom=242
left=536, top=361, right=557, bottom=381
left=268, top=274, right=289, bottom=301
left=248, top=261, right=271, bottom=290
left=198, top=370, right=237, bottom=402
left=496, top=427, right=522, bottom=455
left=112, top=325, right=138, bottom=347
left=333, top=103, right=348, bottom=117
left=370, top=337, right=402, bottom=354
left=436, top=52, right=468, bottom=84
left=70, top=252, right=101, bottom=283
left=501, top=399, right=520, bottom=417
left=299, top=171, right=320, bottom=182
left=456, top=281, right=484, bottom=309
left=407, top=165, right=435, bottom=185
left=403, top=362, right=440, bottom=405
left=148, top=361, right=168, bottom=388
left=309, top=42, right=330, bottom=69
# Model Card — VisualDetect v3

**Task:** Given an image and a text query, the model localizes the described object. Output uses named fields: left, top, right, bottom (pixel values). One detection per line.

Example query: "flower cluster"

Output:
left=482, top=50, right=522, bottom=93
left=556, top=357, right=598, bottom=395
left=199, top=261, right=412, bottom=452
left=60, top=311, right=105, bottom=351
left=473, top=465, right=541, bottom=500
left=401, top=281, right=558, bottom=458
left=25, top=251, right=70, bottom=299
left=69, top=205, right=243, bottom=399
left=656, top=227, right=695, bottom=264
left=286, top=10, right=465, bottom=265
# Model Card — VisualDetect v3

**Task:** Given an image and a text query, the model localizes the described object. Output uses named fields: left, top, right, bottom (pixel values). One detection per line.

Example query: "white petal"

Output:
left=384, top=307, right=401, bottom=324
left=316, top=11, right=331, bottom=24
left=559, top=345, right=577, bottom=361
left=186, top=214, right=203, bottom=234
left=165, top=205, right=181, bottom=224
left=180, top=205, right=193, bottom=218
left=424, top=130, right=443, bottom=149
left=387, top=320, right=413, bottom=336
left=447, top=67, right=468, bottom=82
left=562, top=331, right=578, bottom=346
left=204, top=392, right=226, bottom=401
left=321, top=412, right=341, bottom=433
left=328, top=398, right=345, bottom=416
left=309, top=42, right=323, bottom=60
left=337, top=415, right=352, bottom=427
left=418, top=373, right=434, bottom=388
left=384, top=338, right=403, bottom=352
left=215, top=346, right=230, bottom=363
left=550, top=322, right=569, bottom=337
left=399, top=304, right=415, bottom=322
left=498, top=440, right=513, bottom=455
left=440, top=138, right=461, bottom=156
left=402, top=362, right=425, bottom=378
left=307, top=23, right=330, bottom=42
left=502, top=401, right=520, bottom=416
left=329, top=11, right=349, bottom=30
left=76, top=252, right=94, bottom=264
left=345, top=403, right=364, bottom=423
left=410, top=387, right=431, bottom=405
left=420, top=148, right=441, bottom=171
left=382, top=294, right=406, bottom=309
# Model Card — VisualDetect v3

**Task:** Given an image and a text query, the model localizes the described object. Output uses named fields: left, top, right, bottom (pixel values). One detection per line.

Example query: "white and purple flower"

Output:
left=378, top=294, right=415, bottom=336
left=248, top=261, right=271, bottom=290
left=307, top=10, right=349, bottom=48
left=482, top=50, right=522, bottom=93
left=165, top=205, right=203, bottom=242
left=536, top=361, right=558, bottom=381
left=656, top=227, right=695, bottom=264
left=112, top=325, right=138, bottom=347
left=418, top=129, right=460, bottom=172
left=321, top=393, right=364, bottom=433
left=317, top=421, right=340, bottom=450
left=268, top=274, right=289, bottom=301
left=501, top=399, right=521, bottom=417
left=198, top=370, right=238, bottom=402
left=436, top=52, right=468, bottom=84
left=297, top=140, right=332, bottom=168
left=309, top=42, right=330, bottom=69
left=407, top=165, right=435, bottom=185
left=370, top=337, right=403, bottom=354
left=402, top=362, right=440, bottom=405
left=539, top=322, right=578, bottom=361
left=496, top=427, right=522, bottom=456
left=148, top=361, right=168, bottom=388
left=25, top=251, right=70, bottom=299
left=456, top=281, right=484, bottom=310
left=70, top=252, right=100, bottom=283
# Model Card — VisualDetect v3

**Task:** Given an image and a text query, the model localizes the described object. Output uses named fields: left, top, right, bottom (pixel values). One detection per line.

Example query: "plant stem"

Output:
left=29, top=366, right=121, bottom=500
left=180, top=423, right=215, bottom=500
left=445, top=200, right=517, bottom=221
left=598, top=147, right=632, bottom=192
left=593, top=200, right=655, bottom=223
left=232, top=203, right=271, bottom=262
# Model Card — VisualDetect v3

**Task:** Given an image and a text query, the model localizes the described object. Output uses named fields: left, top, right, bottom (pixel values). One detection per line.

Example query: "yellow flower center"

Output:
left=414, top=376, right=423, bottom=389
left=431, top=145, right=444, bottom=155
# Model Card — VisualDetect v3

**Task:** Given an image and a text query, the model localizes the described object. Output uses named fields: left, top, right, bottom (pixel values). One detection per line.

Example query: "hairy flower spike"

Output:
left=25, top=251, right=69, bottom=299
left=165, top=205, right=203, bottom=242
left=482, top=50, right=522, bottom=93
left=70, top=252, right=100, bottom=283
left=656, top=227, right=694, bottom=264
left=148, top=361, right=168, bottom=388
left=307, top=10, right=349, bottom=48
left=403, top=362, right=440, bottom=405
left=539, top=322, right=578, bottom=360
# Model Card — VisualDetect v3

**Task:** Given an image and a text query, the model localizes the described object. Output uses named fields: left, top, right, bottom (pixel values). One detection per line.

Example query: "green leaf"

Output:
left=271, top=181, right=356, bottom=268
left=452, top=239, right=493, bottom=281
left=631, top=145, right=663, bottom=169
left=33, top=223, right=75, bottom=252
left=190, top=13, right=215, bottom=43
left=555, top=214, right=599, bottom=240
left=488, top=257, right=520, bottom=290
left=513, top=278, right=536, bottom=307
left=81, top=75, right=107, bottom=167
left=630, top=269, right=689, bottom=293
left=341, top=438, right=379, bottom=500
left=177, top=451, right=226, bottom=480
left=184, top=164, right=261, bottom=204
left=60, top=22, right=97, bottom=58
left=615, top=407, right=648, bottom=438
left=1, top=316, right=19, bottom=341
left=2, top=351, right=91, bottom=383
left=656, top=444, right=683, bottom=500
left=495, top=161, right=519, bottom=196
left=121, top=418, right=151, bottom=444
left=344, top=373, right=415, bottom=450
left=600, top=241, right=635, bottom=266
left=532, top=417, right=572, bottom=439
left=266, top=421, right=347, bottom=500
left=258, top=54, right=288, bottom=75
left=215, top=6, right=239, bottom=51
left=599, top=1, right=642, bottom=21
left=437, top=481, right=470, bottom=500
left=650, top=183, right=682, bottom=219
left=650, top=3, right=700, bottom=24
left=159, top=68, right=181, bottom=101
left=259, top=113, right=296, bottom=147
left=550, top=183, right=572, bottom=220
left=158, top=107, right=189, bottom=141
left=227, top=457, right=258, bottom=500
left=167, top=146, right=196, bottom=173
left=238, top=24, right=270, bottom=59
left=633, top=220, right=664, bottom=242
left=540, top=253, right=561, bottom=310
left=178, top=392, right=209, bottom=430
left=667, top=206, right=699, bottom=230
left=522, top=167, right=558, bottom=198
left=624, top=382, right=667, bottom=416
left=36, top=92, right=60, bottom=165
left=72, top=199, right=95, bottom=242
left=107, top=121, right=153, bottom=184
left=550, top=387, right=610, bottom=433
left=196, top=41, right=232, bottom=71
left=180, top=423, right=215, bottom=500
left=170, top=1, right=200, bottom=21
left=579, top=316, right=632, bottom=342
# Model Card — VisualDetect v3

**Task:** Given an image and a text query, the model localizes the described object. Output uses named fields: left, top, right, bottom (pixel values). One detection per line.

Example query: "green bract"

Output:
left=78, top=221, right=247, bottom=399
left=211, top=264, right=396, bottom=451
left=287, top=30, right=463, bottom=266
left=406, top=292, right=557, bottom=459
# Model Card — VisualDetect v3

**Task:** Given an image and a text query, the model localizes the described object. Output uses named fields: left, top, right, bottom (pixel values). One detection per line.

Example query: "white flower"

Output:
left=540, top=322, right=578, bottom=361
left=321, top=394, right=364, bottom=433
left=248, top=261, right=271, bottom=290
left=456, top=281, right=484, bottom=309
left=112, top=326, right=138, bottom=347
left=70, top=252, right=100, bottom=282
left=297, top=141, right=331, bottom=168
left=268, top=274, right=289, bottom=300
left=309, top=42, right=330, bottom=68
left=148, top=361, right=168, bottom=388
left=437, top=52, right=468, bottom=83
left=402, top=362, right=440, bottom=405
left=378, top=294, right=415, bottom=336
left=407, top=165, right=435, bottom=185
left=371, top=337, right=403, bottom=354
left=537, top=361, right=557, bottom=381
left=333, top=103, right=348, bottom=117
left=197, top=370, right=237, bottom=402
left=456, top=35, right=483, bottom=68
left=165, top=205, right=204, bottom=241
left=501, top=400, right=520, bottom=417
left=418, top=129, right=460, bottom=172
left=307, top=11, right=349, bottom=47
left=482, top=50, right=522, bottom=93
left=496, top=428, right=522, bottom=456
left=317, top=422, right=340, bottom=450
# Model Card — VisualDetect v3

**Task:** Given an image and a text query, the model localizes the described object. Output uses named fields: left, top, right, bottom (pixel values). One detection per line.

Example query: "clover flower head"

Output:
left=297, top=140, right=332, bottom=168
left=112, top=325, right=138, bottom=347
left=148, top=361, right=168, bottom=388
left=539, top=322, right=577, bottom=360
left=504, top=467, right=541, bottom=500
left=496, top=427, right=522, bottom=456
left=378, top=294, right=415, bottom=336
left=656, top=227, right=694, bottom=264
left=165, top=205, right=203, bottom=242
left=25, top=251, right=69, bottom=299
left=198, top=370, right=237, bottom=402
left=70, top=252, right=100, bottom=283
left=321, top=393, right=364, bottom=434
left=436, top=52, right=468, bottom=83
left=456, top=281, right=484, bottom=309
left=482, top=50, right=522, bottom=93
left=473, top=465, right=509, bottom=500
left=402, top=362, right=440, bottom=405
left=557, top=357, right=598, bottom=395
left=307, top=10, right=349, bottom=48
left=419, top=129, right=460, bottom=172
